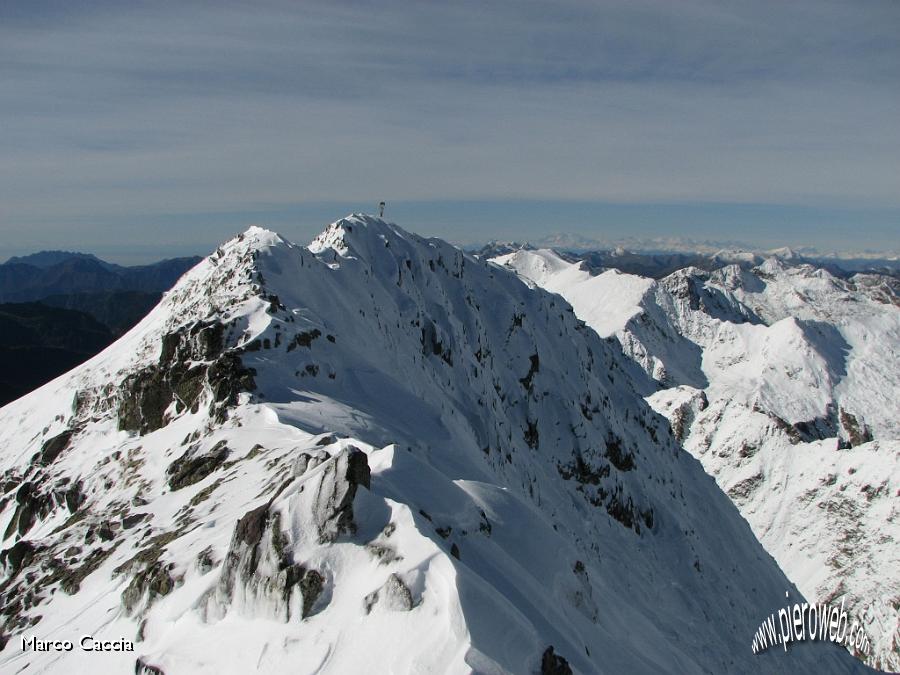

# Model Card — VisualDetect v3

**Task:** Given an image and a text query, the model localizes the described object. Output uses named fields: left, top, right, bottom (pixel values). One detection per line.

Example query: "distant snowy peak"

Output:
left=709, top=248, right=764, bottom=265
left=492, top=248, right=583, bottom=287
left=766, top=246, right=802, bottom=260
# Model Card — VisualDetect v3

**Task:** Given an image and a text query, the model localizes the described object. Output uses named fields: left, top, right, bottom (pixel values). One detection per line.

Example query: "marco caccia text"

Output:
left=21, top=635, right=135, bottom=652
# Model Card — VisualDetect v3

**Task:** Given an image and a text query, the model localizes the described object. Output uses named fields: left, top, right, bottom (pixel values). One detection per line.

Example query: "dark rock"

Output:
left=541, top=646, right=573, bottom=675
left=287, top=329, right=322, bottom=351
left=450, top=543, right=460, bottom=559
left=519, top=353, right=540, bottom=392
left=727, top=472, right=765, bottom=500
left=605, top=484, right=641, bottom=533
left=0, top=540, right=39, bottom=578
left=292, top=449, right=329, bottom=477
left=118, top=321, right=255, bottom=434
left=213, top=505, right=325, bottom=621
left=196, top=546, right=215, bottom=574
left=556, top=454, right=610, bottom=486
left=167, top=441, right=229, bottom=491
left=365, top=543, right=402, bottom=565
left=298, top=569, right=324, bottom=617
left=232, top=503, right=270, bottom=569
left=38, top=430, right=75, bottom=466
left=420, top=320, right=452, bottom=364
left=478, top=510, right=492, bottom=536
left=135, top=657, right=166, bottom=675
left=604, top=434, right=635, bottom=471
left=524, top=420, right=539, bottom=449
left=3, top=481, right=62, bottom=539
left=118, top=368, right=171, bottom=434
left=58, top=543, right=120, bottom=594
left=122, top=513, right=149, bottom=529
left=206, top=355, right=256, bottom=413
left=839, top=408, right=873, bottom=448
left=310, top=447, right=371, bottom=542
left=345, top=448, right=371, bottom=490
left=64, top=481, right=85, bottom=513
left=122, top=561, right=176, bottom=616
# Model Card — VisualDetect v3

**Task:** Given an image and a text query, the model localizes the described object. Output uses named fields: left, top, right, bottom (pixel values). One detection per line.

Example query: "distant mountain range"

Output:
left=472, top=241, right=900, bottom=279
left=0, top=251, right=200, bottom=405
left=0, top=250, right=201, bottom=303
left=509, top=232, right=900, bottom=264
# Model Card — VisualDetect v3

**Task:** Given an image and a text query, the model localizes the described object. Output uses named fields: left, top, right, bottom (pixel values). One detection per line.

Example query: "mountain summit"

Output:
left=0, top=216, right=862, bottom=673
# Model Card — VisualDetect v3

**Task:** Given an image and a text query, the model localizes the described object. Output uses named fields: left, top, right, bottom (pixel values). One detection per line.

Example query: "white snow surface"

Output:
left=498, top=247, right=899, bottom=671
left=0, top=217, right=867, bottom=674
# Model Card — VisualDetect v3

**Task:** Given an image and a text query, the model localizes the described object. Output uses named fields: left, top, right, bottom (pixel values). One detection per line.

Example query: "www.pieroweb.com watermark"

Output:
left=751, top=593, right=871, bottom=657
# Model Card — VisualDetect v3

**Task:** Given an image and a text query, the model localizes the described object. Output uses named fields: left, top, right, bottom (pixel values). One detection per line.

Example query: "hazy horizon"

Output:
left=3, top=200, right=898, bottom=267
left=2, top=1, right=898, bottom=263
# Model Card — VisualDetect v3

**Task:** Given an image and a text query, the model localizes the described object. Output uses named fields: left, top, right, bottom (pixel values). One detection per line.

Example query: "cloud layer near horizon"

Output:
left=2, top=0, right=898, bottom=258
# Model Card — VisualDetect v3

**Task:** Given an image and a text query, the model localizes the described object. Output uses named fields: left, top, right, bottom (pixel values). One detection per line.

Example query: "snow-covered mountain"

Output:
left=0, top=216, right=865, bottom=674
left=496, top=247, right=900, bottom=670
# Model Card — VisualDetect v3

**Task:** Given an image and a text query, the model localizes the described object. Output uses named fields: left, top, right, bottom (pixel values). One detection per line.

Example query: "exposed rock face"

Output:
left=122, top=561, right=176, bottom=616
left=205, top=503, right=321, bottom=622
left=541, top=646, right=573, bottom=675
left=166, top=440, right=230, bottom=491
left=118, top=321, right=256, bottom=434
left=0, top=540, right=39, bottom=579
left=839, top=407, right=874, bottom=448
left=135, top=657, right=166, bottom=675
left=204, top=448, right=370, bottom=623
left=364, top=573, right=414, bottom=613
left=37, top=429, right=76, bottom=466
left=3, top=478, right=83, bottom=539
left=310, top=447, right=371, bottom=543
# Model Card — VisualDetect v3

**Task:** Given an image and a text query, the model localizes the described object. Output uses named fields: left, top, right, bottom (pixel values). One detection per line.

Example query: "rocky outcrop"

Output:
left=202, top=447, right=370, bottom=623
left=166, top=440, right=230, bottom=491
left=135, top=657, right=166, bottom=675
left=204, top=503, right=323, bottom=622
left=364, top=573, right=415, bottom=613
left=310, top=447, right=371, bottom=543
left=3, top=479, right=83, bottom=539
left=118, top=321, right=256, bottom=434
left=839, top=408, right=873, bottom=448
left=36, top=429, right=76, bottom=466
left=122, top=561, right=176, bottom=616
left=540, top=646, right=572, bottom=675
left=0, top=540, right=39, bottom=579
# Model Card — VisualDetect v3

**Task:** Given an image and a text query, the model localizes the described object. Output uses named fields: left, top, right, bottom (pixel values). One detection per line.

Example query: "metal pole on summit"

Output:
left=379, top=201, right=385, bottom=218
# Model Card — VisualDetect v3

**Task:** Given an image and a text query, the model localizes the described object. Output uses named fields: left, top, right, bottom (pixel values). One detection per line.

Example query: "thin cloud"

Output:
left=1, top=0, right=898, bottom=257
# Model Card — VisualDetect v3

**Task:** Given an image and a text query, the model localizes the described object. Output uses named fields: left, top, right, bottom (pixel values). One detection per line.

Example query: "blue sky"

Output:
left=1, top=0, right=898, bottom=263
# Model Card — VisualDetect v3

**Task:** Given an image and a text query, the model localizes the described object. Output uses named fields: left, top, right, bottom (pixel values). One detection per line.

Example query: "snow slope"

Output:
left=0, top=218, right=865, bottom=674
left=497, top=247, right=899, bottom=671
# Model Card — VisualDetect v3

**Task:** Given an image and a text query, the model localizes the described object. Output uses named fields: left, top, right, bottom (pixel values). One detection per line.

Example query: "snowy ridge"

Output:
left=498, top=247, right=899, bottom=670
left=0, top=216, right=864, bottom=673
